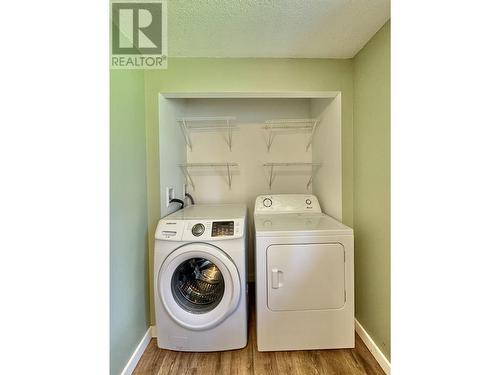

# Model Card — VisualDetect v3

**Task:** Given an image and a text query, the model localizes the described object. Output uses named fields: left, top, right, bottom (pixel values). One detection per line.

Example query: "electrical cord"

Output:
left=185, top=193, right=195, bottom=205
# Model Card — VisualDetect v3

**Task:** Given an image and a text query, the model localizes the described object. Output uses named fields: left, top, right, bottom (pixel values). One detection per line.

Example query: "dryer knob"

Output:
left=192, top=223, right=205, bottom=236
left=263, top=198, right=272, bottom=208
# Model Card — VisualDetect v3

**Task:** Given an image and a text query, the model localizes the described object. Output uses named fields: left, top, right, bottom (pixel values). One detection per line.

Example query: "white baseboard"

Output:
left=355, top=319, right=391, bottom=374
left=151, top=325, right=157, bottom=338
left=120, top=327, right=152, bottom=375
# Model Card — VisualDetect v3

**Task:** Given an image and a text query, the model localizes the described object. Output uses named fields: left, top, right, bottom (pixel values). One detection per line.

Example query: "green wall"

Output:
left=353, top=21, right=391, bottom=359
left=110, top=69, right=150, bottom=375
left=143, top=58, right=354, bottom=323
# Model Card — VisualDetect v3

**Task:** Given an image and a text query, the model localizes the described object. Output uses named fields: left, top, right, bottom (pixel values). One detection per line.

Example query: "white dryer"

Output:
left=154, top=204, right=247, bottom=351
left=254, top=194, right=354, bottom=351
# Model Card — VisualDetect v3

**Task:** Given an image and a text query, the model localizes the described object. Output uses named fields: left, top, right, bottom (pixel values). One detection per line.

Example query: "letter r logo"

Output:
left=112, top=3, right=162, bottom=55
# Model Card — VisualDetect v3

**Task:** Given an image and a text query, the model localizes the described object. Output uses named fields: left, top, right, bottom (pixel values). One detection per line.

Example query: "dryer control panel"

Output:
left=254, top=194, right=322, bottom=214
left=155, top=218, right=244, bottom=241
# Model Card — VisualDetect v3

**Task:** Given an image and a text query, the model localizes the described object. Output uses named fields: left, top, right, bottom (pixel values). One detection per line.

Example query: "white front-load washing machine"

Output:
left=154, top=204, right=247, bottom=351
left=254, top=194, right=354, bottom=351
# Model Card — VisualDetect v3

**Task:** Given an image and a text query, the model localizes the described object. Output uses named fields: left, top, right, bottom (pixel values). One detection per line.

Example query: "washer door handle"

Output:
left=271, top=268, right=282, bottom=289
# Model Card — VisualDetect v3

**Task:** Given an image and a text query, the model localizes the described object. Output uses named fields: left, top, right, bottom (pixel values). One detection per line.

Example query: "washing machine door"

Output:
left=157, top=242, right=241, bottom=331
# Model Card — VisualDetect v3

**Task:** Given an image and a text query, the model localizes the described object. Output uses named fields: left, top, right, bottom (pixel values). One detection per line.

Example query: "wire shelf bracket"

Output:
left=263, top=162, right=322, bottom=190
left=177, top=117, right=237, bottom=151
left=178, top=162, right=239, bottom=190
left=262, top=118, right=320, bottom=152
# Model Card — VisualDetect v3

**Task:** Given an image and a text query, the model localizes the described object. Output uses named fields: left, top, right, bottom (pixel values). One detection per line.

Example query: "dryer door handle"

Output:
left=271, top=268, right=282, bottom=289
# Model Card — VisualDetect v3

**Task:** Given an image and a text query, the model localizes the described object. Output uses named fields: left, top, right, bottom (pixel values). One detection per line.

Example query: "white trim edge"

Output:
left=151, top=325, right=157, bottom=338
left=355, top=319, right=391, bottom=374
left=120, top=327, right=152, bottom=375
left=161, top=91, right=340, bottom=99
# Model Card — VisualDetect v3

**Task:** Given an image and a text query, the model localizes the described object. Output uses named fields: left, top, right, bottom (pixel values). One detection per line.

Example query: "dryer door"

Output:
left=267, top=243, right=345, bottom=311
left=158, top=243, right=241, bottom=330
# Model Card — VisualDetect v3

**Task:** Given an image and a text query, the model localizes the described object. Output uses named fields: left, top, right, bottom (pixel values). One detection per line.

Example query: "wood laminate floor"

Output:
left=134, top=292, right=385, bottom=375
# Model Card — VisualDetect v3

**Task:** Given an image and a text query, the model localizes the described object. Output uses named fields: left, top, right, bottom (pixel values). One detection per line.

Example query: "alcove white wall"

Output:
left=158, top=96, right=187, bottom=216
left=184, top=98, right=314, bottom=201
left=311, top=95, right=343, bottom=221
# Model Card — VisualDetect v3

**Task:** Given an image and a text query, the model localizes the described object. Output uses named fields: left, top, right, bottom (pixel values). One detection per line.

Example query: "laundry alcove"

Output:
left=158, top=92, right=343, bottom=281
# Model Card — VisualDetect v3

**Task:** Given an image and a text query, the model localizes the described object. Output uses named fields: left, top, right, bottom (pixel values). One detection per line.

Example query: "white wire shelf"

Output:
left=263, top=162, right=322, bottom=190
left=178, top=162, right=239, bottom=190
left=262, top=118, right=320, bottom=152
left=177, top=116, right=237, bottom=151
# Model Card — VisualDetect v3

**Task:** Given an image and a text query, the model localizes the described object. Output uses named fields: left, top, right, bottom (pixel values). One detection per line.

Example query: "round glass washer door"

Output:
left=171, top=257, right=225, bottom=314
left=158, top=243, right=241, bottom=331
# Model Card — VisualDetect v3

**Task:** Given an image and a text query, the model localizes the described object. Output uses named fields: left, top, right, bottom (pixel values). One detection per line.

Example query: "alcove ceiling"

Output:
left=168, top=0, right=390, bottom=58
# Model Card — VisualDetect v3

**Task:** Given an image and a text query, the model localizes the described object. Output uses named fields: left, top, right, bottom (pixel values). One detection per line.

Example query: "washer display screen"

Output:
left=211, top=221, right=234, bottom=237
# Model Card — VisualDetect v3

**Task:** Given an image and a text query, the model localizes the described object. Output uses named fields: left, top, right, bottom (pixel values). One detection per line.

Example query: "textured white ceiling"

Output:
left=168, top=0, right=390, bottom=58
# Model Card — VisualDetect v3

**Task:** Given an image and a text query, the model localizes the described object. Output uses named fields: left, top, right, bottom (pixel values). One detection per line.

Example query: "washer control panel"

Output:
left=155, top=218, right=244, bottom=241
left=254, top=194, right=322, bottom=214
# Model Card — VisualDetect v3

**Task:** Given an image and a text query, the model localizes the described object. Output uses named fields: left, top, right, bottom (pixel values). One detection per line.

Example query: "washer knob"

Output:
left=192, top=223, right=205, bottom=236
left=263, top=198, right=272, bottom=208
left=306, top=199, right=312, bottom=205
